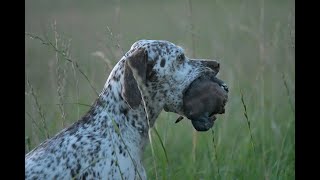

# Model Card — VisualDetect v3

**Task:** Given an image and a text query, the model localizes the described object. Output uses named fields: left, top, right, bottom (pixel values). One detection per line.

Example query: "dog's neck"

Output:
left=75, top=59, right=165, bottom=153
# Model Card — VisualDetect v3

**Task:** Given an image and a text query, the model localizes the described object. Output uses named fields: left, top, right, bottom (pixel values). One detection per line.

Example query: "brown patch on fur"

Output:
left=160, top=58, right=166, bottom=67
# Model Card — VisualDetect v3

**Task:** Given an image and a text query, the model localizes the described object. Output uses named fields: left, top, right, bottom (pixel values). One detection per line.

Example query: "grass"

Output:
left=25, top=0, right=295, bottom=179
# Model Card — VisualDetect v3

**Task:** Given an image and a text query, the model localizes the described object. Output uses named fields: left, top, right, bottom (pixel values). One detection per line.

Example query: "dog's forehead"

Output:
left=130, top=40, right=184, bottom=57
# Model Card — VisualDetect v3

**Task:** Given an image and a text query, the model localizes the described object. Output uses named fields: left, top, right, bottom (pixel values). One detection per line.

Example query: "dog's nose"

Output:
left=203, top=60, right=220, bottom=73
left=208, top=61, right=220, bottom=70
left=189, top=59, right=220, bottom=74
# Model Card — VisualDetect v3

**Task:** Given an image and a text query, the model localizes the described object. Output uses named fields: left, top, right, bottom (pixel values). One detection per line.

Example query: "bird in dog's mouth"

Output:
left=177, top=75, right=229, bottom=131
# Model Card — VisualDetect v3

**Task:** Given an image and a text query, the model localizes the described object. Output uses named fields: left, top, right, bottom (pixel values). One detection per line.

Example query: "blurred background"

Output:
left=25, top=0, right=295, bottom=179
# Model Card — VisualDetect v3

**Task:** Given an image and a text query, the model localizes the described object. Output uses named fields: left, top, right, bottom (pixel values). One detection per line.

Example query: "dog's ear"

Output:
left=122, top=48, right=148, bottom=109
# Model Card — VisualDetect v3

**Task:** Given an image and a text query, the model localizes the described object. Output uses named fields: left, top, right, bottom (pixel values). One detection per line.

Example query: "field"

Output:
left=25, top=0, right=295, bottom=179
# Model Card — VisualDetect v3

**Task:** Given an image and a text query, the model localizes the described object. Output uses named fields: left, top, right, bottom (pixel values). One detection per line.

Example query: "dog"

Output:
left=25, top=40, right=228, bottom=179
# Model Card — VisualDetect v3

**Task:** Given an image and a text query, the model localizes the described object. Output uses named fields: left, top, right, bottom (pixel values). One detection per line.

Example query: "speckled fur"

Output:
left=25, top=40, right=222, bottom=180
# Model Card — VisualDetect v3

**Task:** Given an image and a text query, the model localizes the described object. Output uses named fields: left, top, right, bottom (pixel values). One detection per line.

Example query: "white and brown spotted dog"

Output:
left=25, top=40, right=228, bottom=179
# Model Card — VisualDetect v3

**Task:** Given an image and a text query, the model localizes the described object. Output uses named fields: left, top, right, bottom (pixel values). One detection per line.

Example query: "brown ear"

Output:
left=122, top=48, right=147, bottom=109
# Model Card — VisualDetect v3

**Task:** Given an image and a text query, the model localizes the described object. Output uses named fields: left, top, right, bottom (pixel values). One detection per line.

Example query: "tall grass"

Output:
left=186, top=0, right=198, bottom=167
left=26, top=76, right=50, bottom=139
left=52, top=20, right=68, bottom=127
left=211, top=129, right=221, bottom=179
left=25, top=0, right=295, bottom=179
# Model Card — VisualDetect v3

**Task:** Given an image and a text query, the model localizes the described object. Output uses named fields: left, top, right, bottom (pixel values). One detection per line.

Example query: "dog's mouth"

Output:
left=181, top=73, right=228, bottom=132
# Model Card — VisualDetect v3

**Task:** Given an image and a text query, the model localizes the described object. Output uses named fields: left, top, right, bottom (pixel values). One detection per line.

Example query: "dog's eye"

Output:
left=177, top=54, right=185, bottom=63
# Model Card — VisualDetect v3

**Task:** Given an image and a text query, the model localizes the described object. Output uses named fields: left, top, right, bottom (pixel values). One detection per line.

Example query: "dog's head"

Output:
left=121, top=40, right=228, bottom=130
